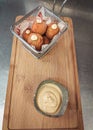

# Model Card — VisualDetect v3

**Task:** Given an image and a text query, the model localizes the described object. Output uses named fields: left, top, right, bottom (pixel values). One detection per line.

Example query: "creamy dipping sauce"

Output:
left=36, top=83, right=62, bottom=114
left=51, top=24, right=58, bottom=29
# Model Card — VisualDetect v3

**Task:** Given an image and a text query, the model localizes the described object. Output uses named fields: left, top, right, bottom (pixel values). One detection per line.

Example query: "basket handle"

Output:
left=53, top=0, right=68, bottom=15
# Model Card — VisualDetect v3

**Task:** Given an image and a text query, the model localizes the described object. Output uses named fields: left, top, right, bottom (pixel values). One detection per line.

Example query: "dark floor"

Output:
left=0, top=0, right=93, bottom=130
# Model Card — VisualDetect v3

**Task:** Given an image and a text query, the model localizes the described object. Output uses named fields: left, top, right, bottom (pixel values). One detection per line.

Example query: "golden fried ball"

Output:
left=22, top=28, right=31, bottom=41
left=32, top=18, right=47, bottom=35
left=46, top=22, right=59, bottom=39
left=43, top=36, right=50, bottom=44
left=27, top=33, right=43, bottom=51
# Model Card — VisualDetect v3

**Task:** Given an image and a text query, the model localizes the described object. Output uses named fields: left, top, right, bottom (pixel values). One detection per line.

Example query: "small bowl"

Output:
left=34, top=79, right=69, bottom=117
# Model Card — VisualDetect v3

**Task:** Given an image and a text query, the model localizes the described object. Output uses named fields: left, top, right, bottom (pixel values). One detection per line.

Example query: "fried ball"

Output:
left=46, top=23, right=59, bottom=39
left=32, top=18, right=47, bottom=35
left=22, top=28, right=31, bottom=41
left=27, top=33, right=43, bottom=51
left=43, top=36, right=50, bottom=44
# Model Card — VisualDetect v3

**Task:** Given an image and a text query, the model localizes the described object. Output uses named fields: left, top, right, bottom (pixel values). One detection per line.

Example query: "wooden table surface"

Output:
left=2, top=16, right=84, bottom=130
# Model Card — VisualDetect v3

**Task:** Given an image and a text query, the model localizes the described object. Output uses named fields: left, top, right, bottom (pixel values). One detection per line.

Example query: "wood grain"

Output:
left=2, top=16, right=84, bottom=130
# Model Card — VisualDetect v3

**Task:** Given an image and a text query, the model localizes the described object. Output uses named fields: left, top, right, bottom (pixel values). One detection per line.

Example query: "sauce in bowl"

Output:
left=35, top=82, right=62, bottom=115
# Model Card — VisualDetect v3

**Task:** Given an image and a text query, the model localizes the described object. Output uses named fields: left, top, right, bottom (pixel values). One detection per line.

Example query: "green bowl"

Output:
left=34, top=79, right=69, bottom=117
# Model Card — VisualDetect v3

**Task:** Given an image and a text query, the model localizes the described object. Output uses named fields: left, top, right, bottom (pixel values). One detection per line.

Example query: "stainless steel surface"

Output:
left=11, top=5, right=67, bottom=58
left=0, top=0, right=93, bottom=129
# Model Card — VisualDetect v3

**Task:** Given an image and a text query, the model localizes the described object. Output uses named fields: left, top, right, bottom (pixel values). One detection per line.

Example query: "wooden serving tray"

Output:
left=3, top=17, right=84, bottom=130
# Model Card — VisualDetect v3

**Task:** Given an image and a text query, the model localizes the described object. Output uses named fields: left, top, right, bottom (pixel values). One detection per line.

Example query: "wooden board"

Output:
left=3, top=16, right=84, bottom=130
